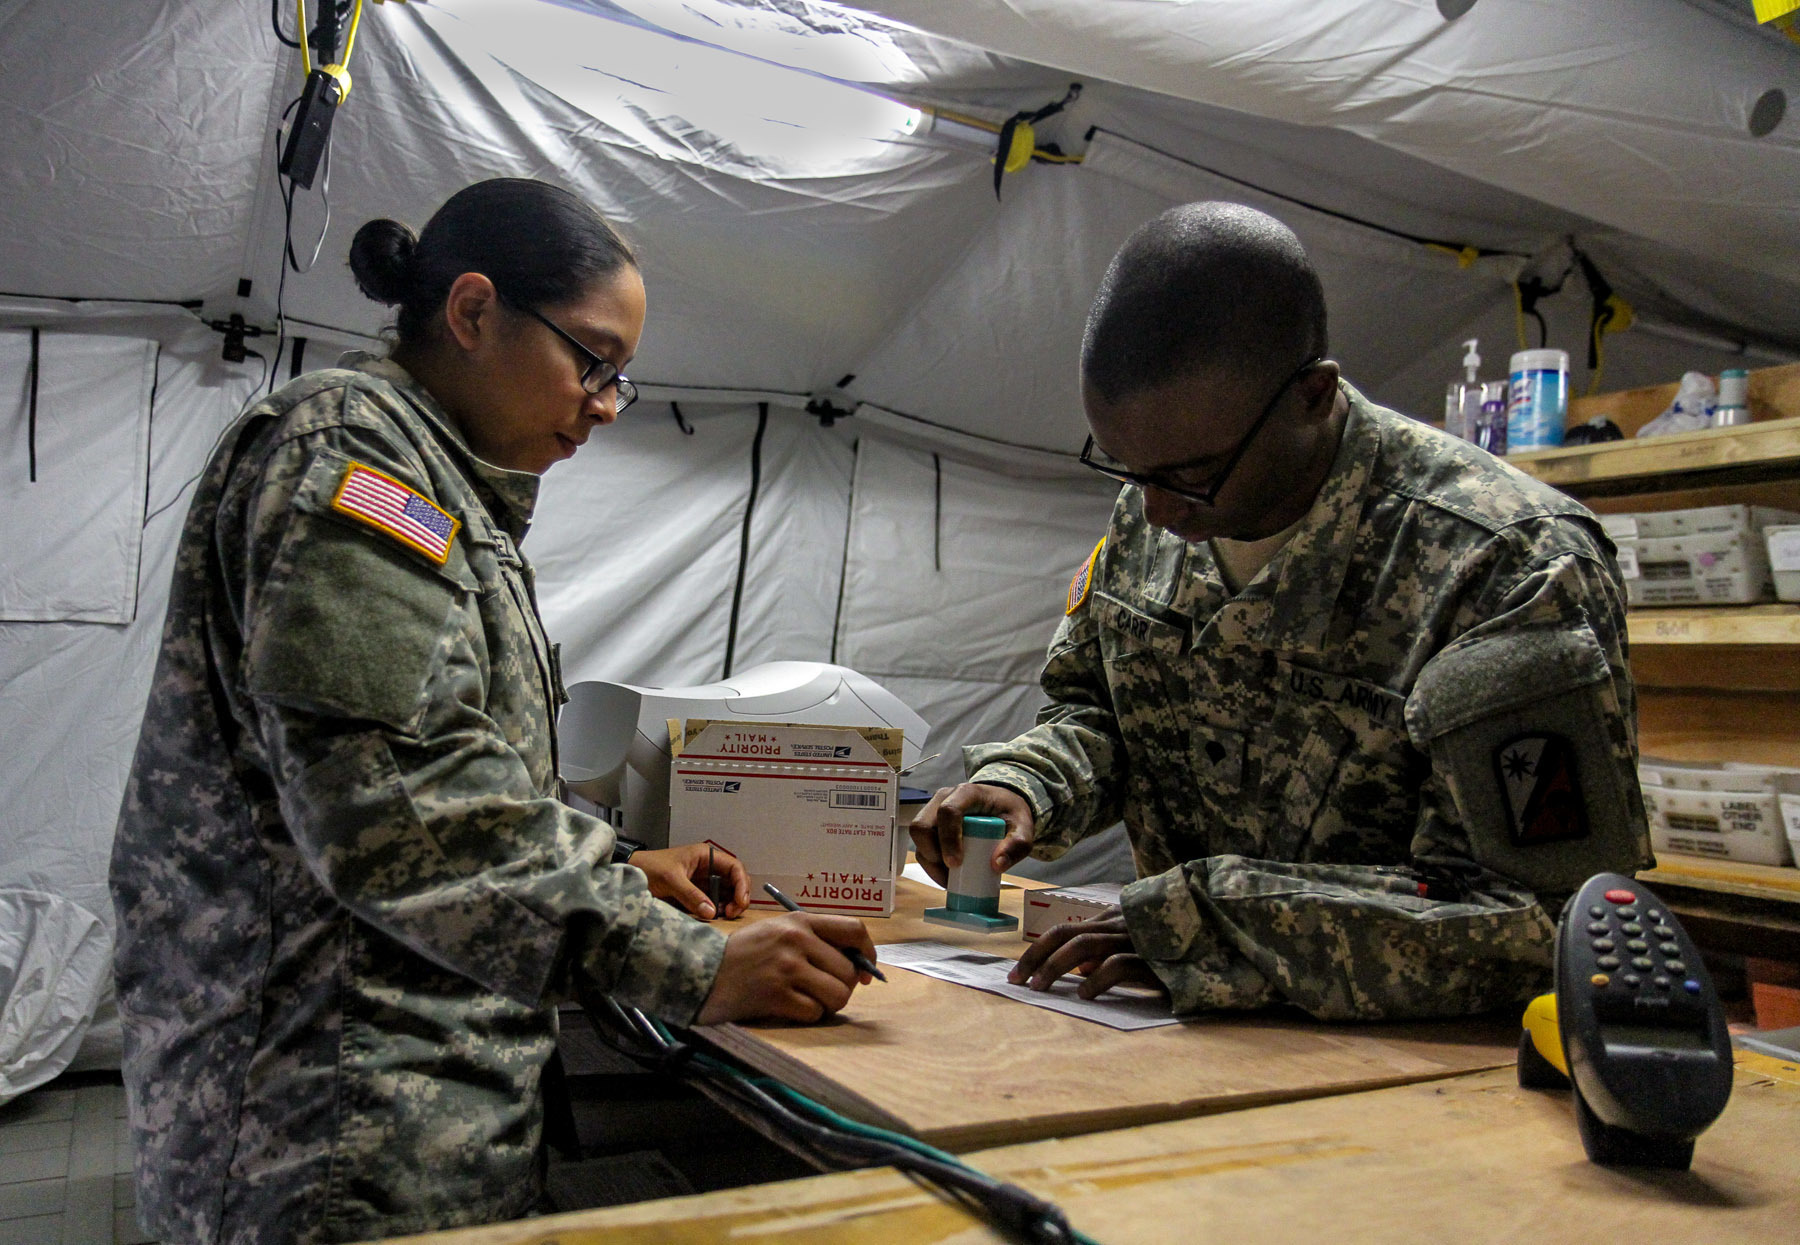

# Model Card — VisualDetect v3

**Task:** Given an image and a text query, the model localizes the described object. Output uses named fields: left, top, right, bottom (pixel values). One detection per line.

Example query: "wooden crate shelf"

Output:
left=1628, top=606, right=1800, bottom=646
left=1640, top=857, right=1800, bottom=907
left=1508, top=416, right=1800, bottom=498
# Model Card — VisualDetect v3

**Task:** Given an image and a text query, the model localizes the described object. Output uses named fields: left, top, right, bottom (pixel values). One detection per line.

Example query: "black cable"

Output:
left=26, top=326, right=39, bottom=483
left=829, top=438, right=858, bottom=664
left=577, top=999, right=1084, bottom=1245
left=289, top=336, right=307, bottom=381
left=0, top=291, right=201, bottom=309
left=932, top=452, right=942, bottom=572
left=1083, top=126, right=1530, bottom=261
left=721, top=402, right=768, bottom=679
left=271, top=0, right=302, bottom=48
left=269, top=93, right=333, bottom=394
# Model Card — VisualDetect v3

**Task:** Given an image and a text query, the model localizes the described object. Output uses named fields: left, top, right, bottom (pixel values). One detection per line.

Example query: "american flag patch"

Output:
left=1066, top=535, right=1105, bottom=616
left=330, top=463, right=460, bottom=564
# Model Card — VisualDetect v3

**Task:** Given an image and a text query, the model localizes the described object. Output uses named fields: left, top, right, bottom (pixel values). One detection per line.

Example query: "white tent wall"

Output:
left=527, top=397, right=1120, bottom=796
left=831, top=436, right=1118, bottom=792
left=0, top=305, right=289, bottom=1074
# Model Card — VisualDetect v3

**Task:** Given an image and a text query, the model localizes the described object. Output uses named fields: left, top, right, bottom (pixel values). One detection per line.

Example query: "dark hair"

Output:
left=1081, top=202, right=1327, bottom=404
left=347, top=178, right=637, bottom=346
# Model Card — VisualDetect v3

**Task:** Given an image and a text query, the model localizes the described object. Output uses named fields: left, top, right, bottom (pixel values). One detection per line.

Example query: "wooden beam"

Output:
left=1509, top=415, right=1800, bottom=496
left=1628, top=607, right=1800, bottom=647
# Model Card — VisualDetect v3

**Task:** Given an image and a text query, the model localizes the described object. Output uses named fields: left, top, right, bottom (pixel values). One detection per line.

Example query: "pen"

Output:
left=762, top=883, right=887, bottom=982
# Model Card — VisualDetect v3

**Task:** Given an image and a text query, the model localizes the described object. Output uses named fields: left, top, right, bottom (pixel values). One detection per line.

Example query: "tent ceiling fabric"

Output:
left=3, top=0, right=1795, bottom=446
left=0, top=0, right=272, bottom=301
left=846, top=0, right=1800, bottom=286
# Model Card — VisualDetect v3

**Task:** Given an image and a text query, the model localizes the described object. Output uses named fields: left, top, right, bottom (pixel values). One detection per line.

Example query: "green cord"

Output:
left=652, top=1018, right=1103, bottom=1245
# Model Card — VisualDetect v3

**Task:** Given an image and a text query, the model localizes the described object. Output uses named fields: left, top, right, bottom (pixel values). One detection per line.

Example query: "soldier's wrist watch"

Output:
left=611, top=836, right=647, bottom=865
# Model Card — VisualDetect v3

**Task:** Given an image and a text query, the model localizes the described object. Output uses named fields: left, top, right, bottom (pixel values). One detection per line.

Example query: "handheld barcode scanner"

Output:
left=1518, top=872, right=1732, bottom=1168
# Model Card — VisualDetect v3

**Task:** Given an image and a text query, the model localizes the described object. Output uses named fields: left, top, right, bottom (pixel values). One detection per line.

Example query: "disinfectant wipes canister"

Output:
left=1507, top=348, right=1569, bottom=451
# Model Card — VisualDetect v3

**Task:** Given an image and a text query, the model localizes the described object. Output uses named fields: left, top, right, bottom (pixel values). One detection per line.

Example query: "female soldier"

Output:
left=110, top=179, right=876, bottom=1245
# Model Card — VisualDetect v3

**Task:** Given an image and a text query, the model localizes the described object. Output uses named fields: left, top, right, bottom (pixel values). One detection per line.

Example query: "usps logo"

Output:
left=833, top=745, right=852, bottom=758
left=723, top=782, right=741, bottom=793
left=1494, top=734, right=1588, bottom=846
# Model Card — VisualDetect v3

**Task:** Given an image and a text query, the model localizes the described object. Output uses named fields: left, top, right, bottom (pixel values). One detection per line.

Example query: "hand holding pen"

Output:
left=764, top=883, right=887, bottom=982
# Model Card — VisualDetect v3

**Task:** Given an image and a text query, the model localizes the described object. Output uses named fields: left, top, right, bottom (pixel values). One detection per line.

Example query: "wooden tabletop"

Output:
left=693, top=873, right=1517, bottom=1151
left=369, top=1051, right=1800, bottom=1245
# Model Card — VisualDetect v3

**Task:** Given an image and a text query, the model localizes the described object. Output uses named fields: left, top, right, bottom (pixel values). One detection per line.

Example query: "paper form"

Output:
left=876, top=940, right=1181, bottom=1031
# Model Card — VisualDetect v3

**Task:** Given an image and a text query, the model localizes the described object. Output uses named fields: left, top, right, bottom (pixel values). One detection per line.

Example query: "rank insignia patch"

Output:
left=1066, top=536, right=1105, bottom=616
left=1495, top=733, right=1589, bottom=846
left=331, top=462, right=460, bottom=564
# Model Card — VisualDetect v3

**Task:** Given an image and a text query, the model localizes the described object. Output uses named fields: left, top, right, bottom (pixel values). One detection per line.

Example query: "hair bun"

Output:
left=347, top=218, right=418, bottom=305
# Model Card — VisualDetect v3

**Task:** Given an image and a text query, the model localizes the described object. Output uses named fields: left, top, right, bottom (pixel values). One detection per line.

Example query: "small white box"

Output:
left=1613, top=505, right=1800, bottom=541
left=668, top=720, right=899, bottom=916
left=1022, top=882, right=1123, bottom=941
left=1766, top=525, right=1800, bottom=602
left=1646, top=788, right=1793, bottom=866
left=1620, top=529, right=1773, bottom=605
left=1782, top=794, right=1800, bottom=869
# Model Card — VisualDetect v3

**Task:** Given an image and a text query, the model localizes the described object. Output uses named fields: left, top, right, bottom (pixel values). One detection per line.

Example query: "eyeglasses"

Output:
left=1079, top=357, right=1323, bottom=506
left=509, top=299, right=639, bottom=412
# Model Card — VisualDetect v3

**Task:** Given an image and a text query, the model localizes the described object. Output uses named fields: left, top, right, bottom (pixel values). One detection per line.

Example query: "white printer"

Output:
left=557, top=661, right=930, bottom=847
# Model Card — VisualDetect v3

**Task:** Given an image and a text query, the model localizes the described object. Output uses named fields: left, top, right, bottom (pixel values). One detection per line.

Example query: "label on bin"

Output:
left=1770, top=528, right=1800, bottom=573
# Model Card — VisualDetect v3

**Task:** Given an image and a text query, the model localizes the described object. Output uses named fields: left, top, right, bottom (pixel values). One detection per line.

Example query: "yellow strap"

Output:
left=296, top=0, right=364, bottom=82
left=1003, top=120, right=1035, bottom=174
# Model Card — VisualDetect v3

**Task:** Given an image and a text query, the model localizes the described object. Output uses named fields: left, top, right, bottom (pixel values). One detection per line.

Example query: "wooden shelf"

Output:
left=1628, top=605, right=1800, bottom=646
left=1640, top=857, right=1800, bottom=907
left=1509, top=416, right=1800, bottom=498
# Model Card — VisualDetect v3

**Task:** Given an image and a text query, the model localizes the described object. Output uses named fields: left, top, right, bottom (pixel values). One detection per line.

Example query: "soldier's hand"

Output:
left=1008, top=906, right=1165, bottom=1000
left=631, top=843, right=749, bottom=921
left=695, top=912, right=877, bottom=1025
left=908, top=783, right=1035, bottom=888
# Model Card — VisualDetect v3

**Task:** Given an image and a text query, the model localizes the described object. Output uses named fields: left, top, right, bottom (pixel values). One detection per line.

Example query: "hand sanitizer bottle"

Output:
left=1444, top=339, right=1482, bottom=440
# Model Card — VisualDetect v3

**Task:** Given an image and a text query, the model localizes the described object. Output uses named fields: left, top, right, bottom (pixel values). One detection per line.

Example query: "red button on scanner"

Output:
left=1604, top=889, right=1637, bottom=904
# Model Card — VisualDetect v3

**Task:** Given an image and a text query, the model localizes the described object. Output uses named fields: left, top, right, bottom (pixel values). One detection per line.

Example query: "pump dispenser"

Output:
left=1445, top=338, right=1482, bottom=440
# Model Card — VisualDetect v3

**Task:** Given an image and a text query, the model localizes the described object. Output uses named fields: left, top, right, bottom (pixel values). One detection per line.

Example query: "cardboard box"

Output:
left=1618, top=529, right=1773, bottom=605
left=1767, top=524, right=1800, bottom=602
left=1642, top=783, right=1794, bottom=867
left=668, top=720, right=899, bottom=916
left=1022, top=882, right=1124, bottom=941
left=1601, top=504, right=1800, bottom=542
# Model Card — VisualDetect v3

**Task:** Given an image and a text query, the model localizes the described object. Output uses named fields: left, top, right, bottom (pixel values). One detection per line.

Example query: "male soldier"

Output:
left=911, top=202, right=1651, bottom=1021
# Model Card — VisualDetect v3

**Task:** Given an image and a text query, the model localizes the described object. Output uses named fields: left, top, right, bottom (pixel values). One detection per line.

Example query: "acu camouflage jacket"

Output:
left=110, top=355, right=725, bottom=1245
left=970, top=384, right=1652, bottom=1021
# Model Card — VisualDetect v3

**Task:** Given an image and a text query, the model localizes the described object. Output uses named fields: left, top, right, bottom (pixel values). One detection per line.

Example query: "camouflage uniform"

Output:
left=110, top=354, right=726, bottom=1245
left=970, top=384, right=1651, bottom=1021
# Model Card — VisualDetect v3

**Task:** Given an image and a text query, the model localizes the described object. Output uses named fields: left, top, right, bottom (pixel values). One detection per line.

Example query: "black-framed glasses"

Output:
left=1079, top=357, right=1324, bottom=506
left=510, top=300, right=639, bottom=412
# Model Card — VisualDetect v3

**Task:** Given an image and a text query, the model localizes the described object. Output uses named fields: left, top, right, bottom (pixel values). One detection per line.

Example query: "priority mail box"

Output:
left=668, top=720, right=899, bottom=916
left=1601, top=505, right=1800, bottom=542
left=1619, top=529, right=1773, bottom=605
left=1767, top=525, right=1800, bottom=602
left=1023, top=882, right=1123, bottom=941
left=1639, top=758, right=1799, bottom=867
left=1644, top=785, right=1793, bottom=867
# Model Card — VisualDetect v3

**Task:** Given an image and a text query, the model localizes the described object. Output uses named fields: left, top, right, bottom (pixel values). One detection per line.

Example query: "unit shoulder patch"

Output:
left=1066, top=536, right=1106, bottom=616
left=1495, top=732, right=1589, bottom=846
left=330, top=461, right=460, bottom=565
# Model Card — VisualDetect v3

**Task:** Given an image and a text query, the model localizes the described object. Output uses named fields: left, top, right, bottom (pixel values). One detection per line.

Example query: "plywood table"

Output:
left=371, top=1050, right=1800, bottom=1245
left=693, top=873, right=1517, bottom=1151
